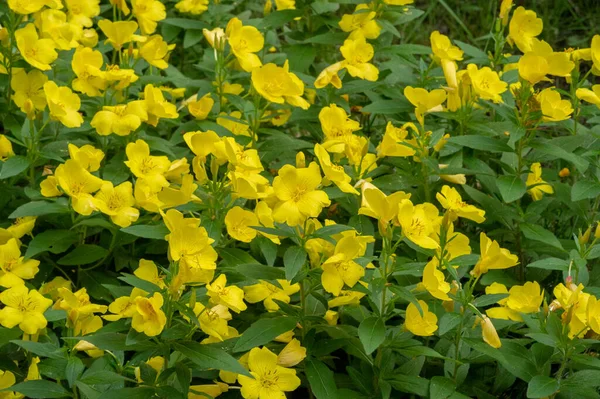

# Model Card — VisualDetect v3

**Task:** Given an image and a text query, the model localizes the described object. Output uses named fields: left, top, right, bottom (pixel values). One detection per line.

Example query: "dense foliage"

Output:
left=0, top=0, right=600, bottom=398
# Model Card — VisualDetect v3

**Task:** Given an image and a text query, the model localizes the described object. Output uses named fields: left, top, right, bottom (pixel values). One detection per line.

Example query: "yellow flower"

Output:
left=587, top=295, right=600, bottom=335
left=433, top=222, right=470, bottom=261
left=518, top=40, right=574, bottom=85
left=44, top=81, right=83, bottom=128
left=189, top=383, right=229, bottom=398
left=65, top=0, right=100, bottom=28
left=134, top=356, right=164, bottom=383
left=0, top=238, right=40, bottom=288
left=207, top=274, right=247, bottom=313
left=110, top=0, right=130, bottom=15
left=339, top=4, right=380, bottom=40
left=140, top=35, right=172, bottom=69
left=466, top=64, right=507, bottom=103
left=132, top=0, right=166, bottom=35
left=277, top=338, right=306, bottom=367
left=592, top=35, right=600, bottom=72
left=244, top=280, right=300, bottom=312
left=11, top=68, right=48, bottom=118
left=319, top=104, right=361, bottom=140
left=479, top=316, right=501, bottom=348
left=143, top=84, right=179, bottom=126
left=508, top=6, right=543, bottom=53
left=125, top=139, right=171, bottom=190
left=252, top=62, right=309, bottom=109
left=537, top=87, right=573, bottom=122
left=16, top=23, right=57, bottom=71
left=168, top=224, right=217, bottom=286
left=226, top=17, right=264, bottom=72
left=54, top=159, right=104, bottom=215
left=104, top=65, right=139, bottom=90
left=0, top=136, right=14, bottom=161
left=324, top=310, right=339, bottom=325
left=6, top=217, right=36, bottom=240
left=239, top=347, right=301, bottom=399
left=37, top=9, right=81, bottom=50
left=80, top=29, right=99, bottom=47
left=8, top=0, right=50, bottom=14
left=436, top=185, right=485, bottom=223
left=397, top=199, right=440, bottom=249
left=0, top=285, right=52, bottom=334
left=98, top=20, right=139, bottom=49
left=499, top=0, right=513, bottom=26
left=104, top=289, right=144, bottom=321
left=175, top=0, right=208, bottom=14
left=472, top=233, right=519, bottom=277
left=377, top=121, right=418, bottom=158
left=186, top=94, right=214, bottom=120
left=217, top=111, right=251, bottom=137
left=203, top=27, right=226, bottom=50
left=405, top=300, right=438, bottom=336
left=383, top=0, right=413, bottom=4
left=186, top=302, right=231, bottom=341
left=430, top=31, right=463, bottom=88
left=328, top=290, right=365, bottom=308
left=506, top=281, right=543, bottom=313
left=340, top=35, right=379, bottom=81
left=526, top=162, right=553, bottom=201
left=93, top=181, right=139, bottom=228
left=135, top=259, right=166, bottom=289
left=314, top=143, right=358, bottom=195
left=404, top=86, right=446, bottom=126
left=68, top=143, right=104, bottom=172
left=576, top=85, right=600, bottom=109
left=422, top=258, right=450, bottom=300
left=132, top=292, right=167, bottom=337
left=54, top=287, right=107, bottom=329
left=71, top=46, right=106, bottom=97
left=40, top=176, right=62, bottom=197
left=314, top=62, right=345, bottom=89
left=225, top=206, right=259, bottom=243
left=321, top=235, right=374, bottom=296
left=358, top=182, right=411, bottom=227
left=91, top=102, right=147, bottom=136
left=272, top=162, right=330, bottom=226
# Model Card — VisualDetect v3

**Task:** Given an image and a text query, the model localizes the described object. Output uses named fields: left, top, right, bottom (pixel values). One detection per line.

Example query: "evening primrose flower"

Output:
left=168, top=224, right=218, bottom=285
left=0, top=285, right=52, bottom=334
left=90, top=102, right=147, bottom=136
left=472, top=233, right=519, bottom=277
left=217, top=111, right=251, bottom=137
left=358, top=183, right=411, bottom=227
left=189, top=383, right=229, bottom=399
left=506, top=281, right=544, bottom=314
left=466, top=64, right=507, bottom=103
left=203, top=27, right=226, bottom=50
left=340, top=35, right=379, bottom=81
left=8, top=0, right=50, bottom=14
left=526, top=162, right=553, bottom=201
left=93, top=181, right=139, bottom=228
left=68, top=143, right=104, bottom=172
left=125, top=139, right=171, bottom=190
left=71, top=46, right=106, bottom=97
left=139, top=35, right=172, bottom=69
left=376, top=121, right=418, bottom=158
left=244, top=280, right=300, bottom=311
left=207, top=274, right=247, bottom=313
left=131, top=0, right=166, bottom=35
left=321, top=235, right=374, bottom=296
left=37, top=9, right=81, bottom=50
left=11, top=68, right=47, bottom=118
left=404, top=86, right=446, bottom=126
left=0, top=136, right=14, bottom=161
left=44, top=81, right=84, bottom=128
left=314, top=62, right=345, bottom=89
left=175, top=0, right=208, bottom=14
left=576, top=85, right=600, bottom=108
left=397, top=199, right=440, bottom=249
left=186, top=94, right=214, bottom=120
left=537, top=88, right=573, bottom=122
left=319, top=104, right=361, bottom=140
left=80, top=29, right=98, bottom=47
left=508, top=6, right=543, bottom=53
left=479, top=316, right=501, bottom=348
left=436, top=185, right=485, bottom=223
left=405, top=300, right=438, bottom=337
left=277, top=339, right=306, bottom=367
left=314, top=143, right=359, bottom=195
left=518, top=39, right=574, bottom=85
left=16, top=24, right=57, bottom=71
left=225, top=206, right=259, bottom=243
left=422, top=258, right=450, bottom=300
left=54, top=160, right=104, bottom=215
left=188, top=302, right=231, bottom=341
left=142, top=84, right=179, bottom=126
left=135, top=259, right=166, bottom=289
left=272, top=162, right=330, bottom=226
left=132, top=292, right=167, bottom=336
left=97, top=20, right=139, bottom=49
left=430, top=31, right=463, bottom=89
left=252, top=62, right=309, bottom=109
left=238, top=347, right=301, bottom=399
left=339, top=4, right=380, bottom=40
left=65, top=0, right=100, bottom=27
left=0, top=238, right=40, bottom=288
left=226, top=17, right=264, bottom=72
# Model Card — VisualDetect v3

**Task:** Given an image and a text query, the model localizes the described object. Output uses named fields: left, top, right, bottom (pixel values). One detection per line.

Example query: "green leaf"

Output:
left=121, top=224, right=168, bottom=240
left=233, top=316, right=298, bottom=352
left=311, top=224, right=354, bottom=238
left=9, top=199, right=70, bottom=218
left=496, top=175, right=527, bottom=203
left=66, top=356, right=84, bottom=387
left=358, top=317, right=386, bottom=355
left=283, top=246, right=307, bottom=281
left=387, top=375, right=430, bottom=396
left=521, top=223, right=564, bottom=250
left=472, top=294, right=509, bottom=307
left=571, top=180, right=600, bottom=202
left=9, top=380, right=71, bottom=398
left=78, top=370, right=128, bottom=385
left=258, top=9, right=304, bottom=28
left=429, top=376, right=456, bottom=399
left=234, top=263, right=285, bottom=280
left=57, top=245, right=108, bottom=266
left=529, top=139, right=589, bottom=172
left=183, top=29, right=203, bottom=48
left=117, top=273, right=161, bottom=294
left=162, top=18, right=207, bottom=30
left=0, top=328, right=25, bottom=349
left=0, top=155, right=30, bottom=179
left=397, top=345, right=445, bottom=359
left=25, top=230, right=79, bottom=258
left=305, top=359, right=338, bottom=399
left=11, top=340, right=66, bottom=359
left=361, top=99, right=412, bottom=115
left=97, top=387, right=156, bottom=399
left=526, top=376, right=559, bottom=398
left=447, top=135, right=512, bottom=152
left=526, top=257, right=569, bottom=271
left=173, top=341, right=251, bottom=377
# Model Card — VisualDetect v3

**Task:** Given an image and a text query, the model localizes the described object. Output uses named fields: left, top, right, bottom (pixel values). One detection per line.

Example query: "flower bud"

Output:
left=480, top=316, right=501, bottom=348
left=559, top=167, right=570, bottom=178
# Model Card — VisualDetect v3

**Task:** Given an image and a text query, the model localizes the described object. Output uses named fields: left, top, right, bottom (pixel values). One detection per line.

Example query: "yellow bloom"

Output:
left=11, top=68, right=47, bottom=118
left=6, top=217, right=36, bottom=240
left=508, top=6, right=543, bottom=53
left=377, top=121, right=418, bottom=158
left=16, top=23, right=57, bottom=71
left=65, top=0, right=100, bottom=28
left=328, top=290, right=365, bottom=308
left=143, top=84, right=179, bottom=126
left=203, top=27, right=226, bottom=50
left=277, top=338, right=306, bottom=367
left=324, top=310, right=339, bottom=325
left=37, top=9, right=81, bottom=50
left=175, top=0, right=208, bottom=14
left=189, top=383, right=229, bottom=398
left=536, top=87, right=573, bottom=122
left=404, top=86, right=446, bottom=126
left=80, top=29, right=99, bottom=47
left=0, top=369, right=18, bottom=399
left=125, top=139, right=171, bottom=190
left=134, top=356, right=164, bottom=383
left=314, top=62, right=345, bottom=89
left=110, top=0, right=130, bottom=15
left=8, top=0, right=51, bottom=14
left=104, top=289, right=144, bottom=322
left=466, top=64, right=507, bottom=103
left=422, top=258, right=450, bottom=300
left=71, top=46, right=106, bottom=96
left=358, top=182, right=411, bottom=227
left=506, top=281, right=543, bottom=313
left=187, top=302, right=231, bottom=341
left=0, top=238, right=40, bottom=287
left=132, top=0, right=166, bottom=35
left=98, top=20, right=139, bottom=49
left=405, top=300, right=438, bottom=337
left=587, top=295, right=600, bottom=335
left=314, top=143, right=358, bottom=195
left=321, top=235, right=374, bottom=296
left=0, top=285, right=52, bottom=334
left=54, top=159, right=104, bottom=215
left=132, top=292, right=167, bottom=337
left=436, top=185, right=485, bottom=223
left=104, top=65, right=139, bottom=90
left=239, top=347, right=301, bottom=399
left=225, top=206, right=259, bottom=243
left=472, top=233, right=519, bottom=277
left=54, top=287, right=107, bottom=329
left=168, top=225, right=217, bottom=286
left=397, top=199, right=440, bottom=249
left=140, top=35, right=171, bottom=69
left=93, top=181, right=139, bottom=228
left=592, top=35, right=600, bottom=72
left=244, top=280, right=300, bottom=312
left=499, top=0, right=513, bottom=26
left=272, top=162, right=330, bottom=226
left=340, top=35, right=379, bottom=81
left=0, top=136, right=14, bottom=161
left=526, top=162, right=553, bottom=201
left=319, top=104, right=361, bottom=140
left=430, top=31, right=463, bottom=88
left=68, top=143, right=104, bottom=172
left=135, top=259, right=166, bottom=289
left=186, top=94, right=214, bottom=120
left=217, top=111, right=251, bottom=137
left=226, top=17, right=264, bottom=72
left=207, top=274, right=247, bottom=313
left=91, top=102, right=147, bottom=136
left=518, top=40, right=574, bottom=85
left=252, top=62, right=309, bottom=109
left=339, top=4, right=380, bottom=40
left=479, top=316, right=501, bottom=348
left=44, top=81, right=83, bottom=127
left=576, top=85, right=600, bottom=109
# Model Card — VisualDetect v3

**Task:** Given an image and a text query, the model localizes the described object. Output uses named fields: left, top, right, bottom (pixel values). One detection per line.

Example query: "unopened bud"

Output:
left=559, top=167, right=570, bottom=178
